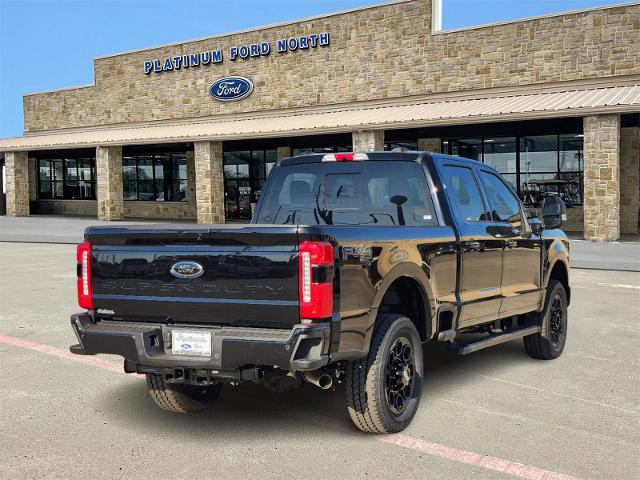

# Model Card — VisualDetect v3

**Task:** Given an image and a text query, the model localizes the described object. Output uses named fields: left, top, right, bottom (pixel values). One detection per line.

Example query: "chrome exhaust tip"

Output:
left=302, top=371, right=333, bottom=390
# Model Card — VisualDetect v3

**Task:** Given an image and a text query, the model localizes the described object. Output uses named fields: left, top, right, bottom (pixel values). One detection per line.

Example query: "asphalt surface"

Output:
left=1, top=215, right=639, bottom=271
left=0, top=242, right=639, bottom=480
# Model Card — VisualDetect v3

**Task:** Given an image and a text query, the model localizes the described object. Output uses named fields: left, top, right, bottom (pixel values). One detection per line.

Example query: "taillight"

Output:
left=76, top=241, right=93, bottom=310
left=321, top=152, right=369, bottom=162
left=299, top=241, right=334, bottom=320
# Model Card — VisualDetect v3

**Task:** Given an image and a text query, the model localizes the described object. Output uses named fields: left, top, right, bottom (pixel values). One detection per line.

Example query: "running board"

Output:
left=456, top=325, right=541, bottom=355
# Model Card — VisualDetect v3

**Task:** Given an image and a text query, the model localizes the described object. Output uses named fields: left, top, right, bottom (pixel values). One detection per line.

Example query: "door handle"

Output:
left=464, top=241, right=483, bottom=251
left=486, top=225, right=517, bottom=238
left=505, top=240, right=518, bottom=249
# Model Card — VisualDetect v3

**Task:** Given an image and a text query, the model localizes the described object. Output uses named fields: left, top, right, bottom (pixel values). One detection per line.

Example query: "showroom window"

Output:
left=123, top=152, right=187, bottom=202
left=442, top=133, right=584, bottom=206
left=384, top=140, right=418, bottom=151
left=291, top=144, right=352, bottom=156
left=223, top=149, right=277, bottom=220
left=37, top=153, right=96, bottom=200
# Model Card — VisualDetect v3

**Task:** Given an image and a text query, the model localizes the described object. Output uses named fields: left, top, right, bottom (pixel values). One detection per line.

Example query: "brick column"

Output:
left=620, top=126, right=639, bottom=234
left=28, top=157, right=38, bottom=201
left=276, top=146, right=291, bottom=160
left=194, top=141, right=225, bottom=224
left=418, top=137, right=441, bottom=153
left=96, top=146, right=124, bottom=221
left=5, top=151, right=30, bottom=216
left=352, top=130, right=384, bottom=152
left=583, top=114, right=620, bottom=241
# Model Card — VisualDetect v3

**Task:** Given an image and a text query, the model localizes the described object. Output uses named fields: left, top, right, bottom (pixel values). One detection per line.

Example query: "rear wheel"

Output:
left=524, top=279, right=568, bottom=360
left=345, top=314, right=423, bottom=433
left=146, top=373, right=222, bottom=413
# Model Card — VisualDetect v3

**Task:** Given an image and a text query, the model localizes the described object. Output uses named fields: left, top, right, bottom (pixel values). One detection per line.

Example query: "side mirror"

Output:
left=529, top=217, right=544, bottom=235
left=542, top=195, right=566, bottom=230
left=525, top=208, right=539, bottom=220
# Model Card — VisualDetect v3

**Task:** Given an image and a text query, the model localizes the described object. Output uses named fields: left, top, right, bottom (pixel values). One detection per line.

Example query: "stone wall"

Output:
left=583, top=114, right=620, bottom=241
left=563, top=206, right=584, bottom=233
left=23, top=1, right=639, bottom=132
left=96, top=146, right=124, bottom=221
left=35, top=200, right=97, bottom=216
left=194, top=141, right=225, bottom=224
left=620, top=126, right=640, bottom=234
left=5, top=151, right=30, bottom=216
left=353, top=130, right=384, bottom=152
left=124, top=201, right=196, bottom=220
left=28, top=158, right=37, bottom=201
left=418, top=137, right=441, bottom=153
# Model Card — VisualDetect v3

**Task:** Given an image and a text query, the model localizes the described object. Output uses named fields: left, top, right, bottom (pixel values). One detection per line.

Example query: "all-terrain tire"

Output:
left=345, top=314, right=423, bottom=433
left=524, top=279, right=568, bottom=360
left=146, top=373, right=222, bottom=413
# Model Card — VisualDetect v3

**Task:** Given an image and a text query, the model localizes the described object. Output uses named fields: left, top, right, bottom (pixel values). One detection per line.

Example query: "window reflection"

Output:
left=224, top=148, right=277, bottom=220
left=36, top=153, right=96, bottom=200
left=122, top=151, right=187, bottom=202
left=441, top=133, right=584, bottom=206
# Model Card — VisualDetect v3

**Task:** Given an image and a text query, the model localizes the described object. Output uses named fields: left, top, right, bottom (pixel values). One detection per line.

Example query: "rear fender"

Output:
left=368, top=263, right=436, bottom=342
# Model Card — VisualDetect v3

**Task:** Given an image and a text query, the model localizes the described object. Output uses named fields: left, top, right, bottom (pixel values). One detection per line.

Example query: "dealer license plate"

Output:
left=171, top=330, right=212, bottom=357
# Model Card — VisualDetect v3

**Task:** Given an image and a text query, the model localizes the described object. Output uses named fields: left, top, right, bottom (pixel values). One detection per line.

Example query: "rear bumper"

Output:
left=70, top=313, right=330, bottom=372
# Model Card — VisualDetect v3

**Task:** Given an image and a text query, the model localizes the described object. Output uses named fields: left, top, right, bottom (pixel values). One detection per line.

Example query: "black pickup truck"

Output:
left=70, top=151, right=570, bottom=433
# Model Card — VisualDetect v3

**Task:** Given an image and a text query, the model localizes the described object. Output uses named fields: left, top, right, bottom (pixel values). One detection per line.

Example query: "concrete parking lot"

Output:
left=1, top=242, right=638, bottom=480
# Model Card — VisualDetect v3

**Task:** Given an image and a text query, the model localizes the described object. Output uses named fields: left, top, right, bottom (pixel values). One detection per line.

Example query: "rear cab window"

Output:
left=256, top=161, right=436, bottom=226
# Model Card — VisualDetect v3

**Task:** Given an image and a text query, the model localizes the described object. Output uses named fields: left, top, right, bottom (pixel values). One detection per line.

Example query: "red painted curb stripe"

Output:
left=377, top=434, right=579, bottom=480
left=0, top=334, right=123, bottom=373
left=0, top=333, right=580, bottom=480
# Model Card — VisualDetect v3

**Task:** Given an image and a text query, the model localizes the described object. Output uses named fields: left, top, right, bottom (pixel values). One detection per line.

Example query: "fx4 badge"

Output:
left=342, top=245, right=373, bottom=266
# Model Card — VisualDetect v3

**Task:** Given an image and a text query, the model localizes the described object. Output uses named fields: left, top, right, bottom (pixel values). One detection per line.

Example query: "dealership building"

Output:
left=0, top=0, right=638, bottom=240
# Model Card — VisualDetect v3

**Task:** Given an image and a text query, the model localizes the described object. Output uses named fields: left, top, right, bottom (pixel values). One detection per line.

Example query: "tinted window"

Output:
left=441, top=166, right=487, bottom=222
left=479, top=171, right=523, bottom=227
left=256, top=162, right=435, bottom=226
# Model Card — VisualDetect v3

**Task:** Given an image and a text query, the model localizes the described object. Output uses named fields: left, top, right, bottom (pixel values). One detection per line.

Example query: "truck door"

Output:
left=440, top=164, right=502, bottom=327
left=477, top=169, right=542, bottom=316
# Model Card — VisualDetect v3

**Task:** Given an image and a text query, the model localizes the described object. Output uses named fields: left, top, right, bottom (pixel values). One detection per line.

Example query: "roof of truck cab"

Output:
left=278, top=151, right=422, bottom=166
left=278, top=151, right=488, bottom=169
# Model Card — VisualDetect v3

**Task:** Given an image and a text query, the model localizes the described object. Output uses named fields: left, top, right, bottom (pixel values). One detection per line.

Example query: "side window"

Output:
left=441, top=166, right=488, bottom=222
left=479, top=171, right=523, bottom=228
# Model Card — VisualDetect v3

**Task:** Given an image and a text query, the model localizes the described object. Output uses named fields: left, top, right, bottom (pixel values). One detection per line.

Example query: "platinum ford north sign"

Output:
left=209, top=77, right=254, bottom=102
left=143, top=32, right=330, bottom=74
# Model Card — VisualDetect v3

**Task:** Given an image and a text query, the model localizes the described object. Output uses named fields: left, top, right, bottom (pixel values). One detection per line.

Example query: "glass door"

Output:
left=223, top=149, right=276, bottom=220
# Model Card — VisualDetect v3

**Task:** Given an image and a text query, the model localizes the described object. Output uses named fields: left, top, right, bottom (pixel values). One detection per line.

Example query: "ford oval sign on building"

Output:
left=209, top=76, right=254, bottom=102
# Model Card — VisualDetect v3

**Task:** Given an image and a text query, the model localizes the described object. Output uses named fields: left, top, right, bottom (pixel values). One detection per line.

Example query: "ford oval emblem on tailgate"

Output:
left=209, top=76, right=254, bottom=101
left=170, top=261, right=204, bottom=279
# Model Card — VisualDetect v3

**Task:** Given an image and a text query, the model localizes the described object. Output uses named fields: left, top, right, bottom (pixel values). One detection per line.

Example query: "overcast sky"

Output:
left=0, top=0, right=623, bottom=138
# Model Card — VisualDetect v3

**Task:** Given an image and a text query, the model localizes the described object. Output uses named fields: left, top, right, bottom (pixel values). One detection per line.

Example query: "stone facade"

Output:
left=276, top=146, right=292, bottom=160
left=28, top=158, right=37, bottom=201
left=5, top=151, right=30, bottom=216
left=124, top=201, right=195, bottom=220
left=22, top=1, right=639, bottom=132
left=583, top=114, right=621, bottom=241
left=194, top=141, right=225, bottom=224
left=353, top=130, right=384, bottom=152
left=35, top=200, right=97, bottom=216
left=418, top=137, right=441, bottom=153
left=96, top=146, right=124, bottom=221
left=620, top=126, right=640, bottom=234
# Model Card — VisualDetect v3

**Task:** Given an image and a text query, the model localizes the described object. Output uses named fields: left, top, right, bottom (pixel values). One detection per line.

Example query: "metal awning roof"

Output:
left=1, top=84, right=639, bottom=151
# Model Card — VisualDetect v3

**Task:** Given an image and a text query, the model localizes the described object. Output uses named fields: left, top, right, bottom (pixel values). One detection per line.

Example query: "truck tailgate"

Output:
left=86, top=225, right=300, bottom=329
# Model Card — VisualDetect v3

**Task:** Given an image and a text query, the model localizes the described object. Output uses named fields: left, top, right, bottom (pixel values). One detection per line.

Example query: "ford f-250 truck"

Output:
left=70, top=151, right=570, bottom=433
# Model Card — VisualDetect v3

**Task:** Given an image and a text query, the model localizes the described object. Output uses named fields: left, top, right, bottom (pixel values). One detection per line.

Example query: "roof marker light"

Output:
left=321, top=152, right=369, bottom=162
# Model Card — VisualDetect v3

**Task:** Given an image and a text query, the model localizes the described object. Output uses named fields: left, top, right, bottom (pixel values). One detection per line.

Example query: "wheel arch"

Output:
left=547, top=259, right=570, bottom=305
left=372, top=264, right=435, bottom=341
